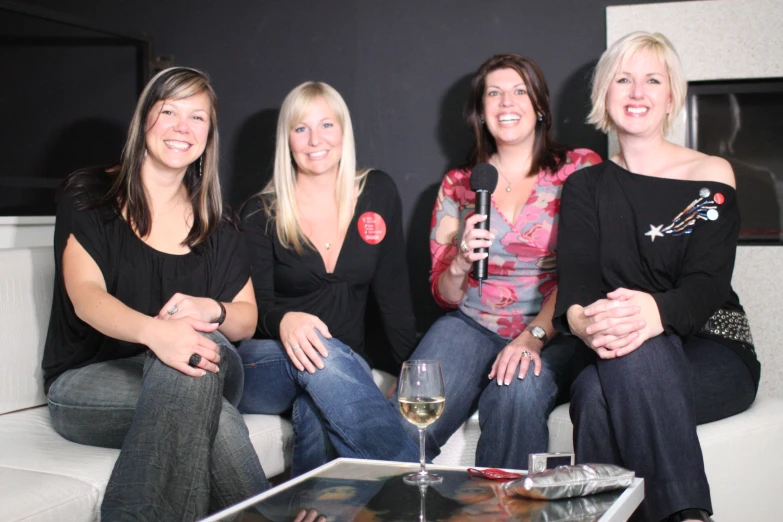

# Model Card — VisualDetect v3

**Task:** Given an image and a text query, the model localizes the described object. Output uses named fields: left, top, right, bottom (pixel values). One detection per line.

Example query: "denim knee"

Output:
left=598, top=334, right=686, bottom=390
left=570, top=365, right=603, bottom=414
left=481, top=369, right=559, bottom=419
left=300, top=339, right=364, bottom=383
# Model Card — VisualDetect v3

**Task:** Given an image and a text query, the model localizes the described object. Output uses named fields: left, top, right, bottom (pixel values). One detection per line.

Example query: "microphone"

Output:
left=469, top=163, right=498, bottom=296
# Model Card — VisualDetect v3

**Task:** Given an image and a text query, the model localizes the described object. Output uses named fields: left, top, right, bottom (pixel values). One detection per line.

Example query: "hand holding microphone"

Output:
left=456, top=163, right=498, bottom=296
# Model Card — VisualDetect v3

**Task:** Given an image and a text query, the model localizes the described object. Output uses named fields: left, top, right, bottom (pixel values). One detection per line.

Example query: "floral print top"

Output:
left=430, top=149, right=601, bottom=340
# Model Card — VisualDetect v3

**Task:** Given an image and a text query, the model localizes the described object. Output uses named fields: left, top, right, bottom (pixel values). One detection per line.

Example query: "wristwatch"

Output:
left=526, top=325, right=548, bottom=345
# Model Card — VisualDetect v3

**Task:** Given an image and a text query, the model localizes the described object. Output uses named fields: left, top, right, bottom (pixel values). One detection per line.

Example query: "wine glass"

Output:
left=398, top=360, right=446, bottom=485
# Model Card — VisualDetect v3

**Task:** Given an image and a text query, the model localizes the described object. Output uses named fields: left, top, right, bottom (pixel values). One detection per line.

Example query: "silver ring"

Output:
left=292, top=345, right=301, bottom=352
left=521, top=350, right=532, bottom=358
left=167, top=304, right=179, bottom=315
left=460, top=240, right=470, bottom=254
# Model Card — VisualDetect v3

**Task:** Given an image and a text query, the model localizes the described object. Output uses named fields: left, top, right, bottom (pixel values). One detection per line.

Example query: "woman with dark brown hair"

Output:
left=393, top=54, right=600, bottom=468
left=42, top=67, right=268, bottom=520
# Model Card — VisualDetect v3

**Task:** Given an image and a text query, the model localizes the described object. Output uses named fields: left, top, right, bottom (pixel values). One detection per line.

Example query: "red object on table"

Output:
left=467, top=467, right=523, bottom=481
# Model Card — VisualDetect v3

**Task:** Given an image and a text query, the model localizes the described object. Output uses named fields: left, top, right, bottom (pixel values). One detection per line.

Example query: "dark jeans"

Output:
left=570, top=334, right=756, bottom=522
left=237, top=334, right=419, bottom=477
left=392, top=310, right=586, bottom=469
left=47, top=332, right=269, bottom=521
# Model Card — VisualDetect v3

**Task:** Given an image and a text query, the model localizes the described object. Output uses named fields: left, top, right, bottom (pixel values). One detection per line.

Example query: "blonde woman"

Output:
left=43, top=67, right=267, bottom=520
left=554, top=33, right=759, bottom=522
left=239, top=81, right=418, bottom=476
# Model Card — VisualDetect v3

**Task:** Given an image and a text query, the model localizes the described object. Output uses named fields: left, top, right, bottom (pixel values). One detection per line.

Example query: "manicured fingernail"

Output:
left=490, top=233, right=496, bottom=239
left=482, top=253, right=488, bottom=259
left=215, top=367, right=219, bottom=372
left=504, top=380, right=511, bottom=385
left=497, top=379, right=502, bottom=386
left=534, top=371, right=540, bottom=377
left=201, top=370, right=207, bottom=376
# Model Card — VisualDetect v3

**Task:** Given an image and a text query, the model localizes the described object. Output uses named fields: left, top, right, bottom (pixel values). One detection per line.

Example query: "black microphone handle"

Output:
left=473, top=189, right=491, bottom=282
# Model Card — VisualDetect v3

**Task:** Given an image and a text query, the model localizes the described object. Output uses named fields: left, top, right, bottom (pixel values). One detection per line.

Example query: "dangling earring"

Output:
left=537, top=114, right=543, bottom=122
left=480, top=116, right=485, bottom=124
left=198, top=156, right=203, bottom=178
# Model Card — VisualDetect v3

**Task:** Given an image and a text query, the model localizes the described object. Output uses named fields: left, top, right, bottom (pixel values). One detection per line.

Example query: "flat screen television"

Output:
left=686, top=78, right=783, bottom=243
left=0, top=6, right=147, bottom=217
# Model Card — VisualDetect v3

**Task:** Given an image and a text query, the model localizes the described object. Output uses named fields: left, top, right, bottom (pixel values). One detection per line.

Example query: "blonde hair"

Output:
left=258, top=81, right=369, bottom=253
left=110, top=67, right=222, bottom=247
left=588, top=31, right=686, bottom=136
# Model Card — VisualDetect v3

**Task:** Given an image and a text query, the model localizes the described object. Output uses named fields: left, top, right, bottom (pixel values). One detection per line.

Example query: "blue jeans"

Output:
left=47, top=332, right=269, bottom=521
left=238, top=334, right=419, bottom=476
left=570, top=334, right=756, bottom=522
left=392, top=310, right=585, bottom=469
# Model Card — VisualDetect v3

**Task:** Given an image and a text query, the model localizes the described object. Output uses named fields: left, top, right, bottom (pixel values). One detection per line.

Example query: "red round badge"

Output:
left=358, top=212, right=387, bottom=245
left=714, top=193, right=724, bottom=205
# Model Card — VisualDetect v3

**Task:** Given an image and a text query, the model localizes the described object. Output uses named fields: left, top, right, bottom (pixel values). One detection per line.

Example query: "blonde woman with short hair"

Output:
left=238, top=81, right=418, bottom=475
left=554, top=32, right=759, bottom=522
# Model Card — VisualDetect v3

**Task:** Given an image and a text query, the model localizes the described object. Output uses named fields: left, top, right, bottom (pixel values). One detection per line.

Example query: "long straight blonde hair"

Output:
left=258, top=81, right=369, bottom=254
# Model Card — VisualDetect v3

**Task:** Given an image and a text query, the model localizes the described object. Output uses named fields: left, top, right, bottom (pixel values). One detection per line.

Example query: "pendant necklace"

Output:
left=494, top=164, right=513, bottom=192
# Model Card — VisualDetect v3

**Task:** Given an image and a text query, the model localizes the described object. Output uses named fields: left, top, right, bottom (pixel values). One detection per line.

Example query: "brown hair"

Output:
left=464, top=54, right=567, bottom=175
left=61, top=67, right=224, bottom=248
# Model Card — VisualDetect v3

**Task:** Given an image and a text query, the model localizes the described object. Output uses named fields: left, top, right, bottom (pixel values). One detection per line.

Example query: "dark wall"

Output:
left=12, top=0, right=679, bottom=337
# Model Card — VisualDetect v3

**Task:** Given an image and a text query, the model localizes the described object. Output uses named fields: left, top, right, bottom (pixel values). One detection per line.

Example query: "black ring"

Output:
left=188, top=353, right=202, bottom=367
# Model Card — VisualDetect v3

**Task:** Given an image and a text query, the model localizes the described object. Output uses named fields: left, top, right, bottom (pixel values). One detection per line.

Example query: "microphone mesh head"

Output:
left=470, top=163, right=499, bottom=192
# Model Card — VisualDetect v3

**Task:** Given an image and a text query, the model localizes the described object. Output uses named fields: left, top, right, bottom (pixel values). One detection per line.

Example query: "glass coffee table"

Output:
left=203, top=458, right=643, bottom=521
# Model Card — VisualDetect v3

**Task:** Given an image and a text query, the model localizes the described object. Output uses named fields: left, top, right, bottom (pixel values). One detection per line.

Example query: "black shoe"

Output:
left=666, top=508, right=714, bottom=522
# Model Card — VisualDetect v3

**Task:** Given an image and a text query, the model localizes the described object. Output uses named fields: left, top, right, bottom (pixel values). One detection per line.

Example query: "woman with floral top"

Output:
left=394, top=54, right=600, bottom=469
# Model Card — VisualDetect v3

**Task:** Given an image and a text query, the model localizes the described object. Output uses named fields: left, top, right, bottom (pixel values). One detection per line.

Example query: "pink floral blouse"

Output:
left=430, top=149, right=602, bottom=340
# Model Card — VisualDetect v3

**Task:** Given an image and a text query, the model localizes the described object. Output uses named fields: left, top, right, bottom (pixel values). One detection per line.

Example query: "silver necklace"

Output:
left=494, top=164, right=513, bottom=192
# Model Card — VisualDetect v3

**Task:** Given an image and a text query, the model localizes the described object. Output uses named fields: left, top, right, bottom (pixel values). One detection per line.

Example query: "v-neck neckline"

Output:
left=490, top=172, right=540, bottom=229
left=316, top=197, right=362, bottom=275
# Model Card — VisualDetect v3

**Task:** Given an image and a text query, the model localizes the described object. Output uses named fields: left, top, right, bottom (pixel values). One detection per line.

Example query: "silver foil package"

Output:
left=504, top=463, right=635, bottom=500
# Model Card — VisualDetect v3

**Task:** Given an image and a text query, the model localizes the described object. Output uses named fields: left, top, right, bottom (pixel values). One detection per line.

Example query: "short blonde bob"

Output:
left=588, top=31, right=687, bottom=136
left=258, top=81, right=369, bottom=254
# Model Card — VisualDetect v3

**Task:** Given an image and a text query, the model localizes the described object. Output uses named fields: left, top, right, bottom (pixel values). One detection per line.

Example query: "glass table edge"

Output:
left=597, top=478, right=644, bottom=522
left=200, top=458, right=644, bottom=522
left=200, top=458, right=528, bottom=521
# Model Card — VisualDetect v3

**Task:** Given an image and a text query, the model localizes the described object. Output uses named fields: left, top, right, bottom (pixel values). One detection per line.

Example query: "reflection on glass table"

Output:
left=201, top=458, right=644, bottom=522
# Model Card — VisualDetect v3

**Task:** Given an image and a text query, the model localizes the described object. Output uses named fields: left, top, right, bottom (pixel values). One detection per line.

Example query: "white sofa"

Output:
left=1, top=246, right=782, bottom=521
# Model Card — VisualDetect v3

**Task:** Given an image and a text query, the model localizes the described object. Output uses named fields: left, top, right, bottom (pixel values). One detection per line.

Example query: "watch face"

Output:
left=530, top=326, right=546, bottom=341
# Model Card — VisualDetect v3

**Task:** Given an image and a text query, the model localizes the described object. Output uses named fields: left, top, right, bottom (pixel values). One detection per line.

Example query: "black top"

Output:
left=553, top=161, right=760, bottom=388
left=42, top=184, right=250, bottom=392
left=242, top=170, right=416, bottom=365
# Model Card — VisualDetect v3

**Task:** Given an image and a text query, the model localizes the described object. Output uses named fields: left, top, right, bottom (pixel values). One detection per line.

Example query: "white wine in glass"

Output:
left=398, top=360, right=445, bottom=485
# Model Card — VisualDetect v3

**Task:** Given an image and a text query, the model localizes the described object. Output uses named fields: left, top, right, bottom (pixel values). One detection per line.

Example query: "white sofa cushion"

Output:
left=0, top=247, right=53, bottom=414
left=0, top=468, right=100, bottom=522
left=0, top=406, right=294, bottom=521
left=244, top=414, right=294, bottom=478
